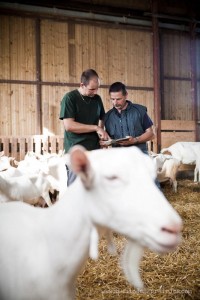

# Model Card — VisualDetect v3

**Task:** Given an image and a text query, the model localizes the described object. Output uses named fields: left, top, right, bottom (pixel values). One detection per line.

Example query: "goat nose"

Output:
left=161, top=222, right=183, bottom=234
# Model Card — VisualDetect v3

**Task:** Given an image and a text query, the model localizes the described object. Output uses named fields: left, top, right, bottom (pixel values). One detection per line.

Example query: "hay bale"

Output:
left=76, top=179, right=200, bottom=300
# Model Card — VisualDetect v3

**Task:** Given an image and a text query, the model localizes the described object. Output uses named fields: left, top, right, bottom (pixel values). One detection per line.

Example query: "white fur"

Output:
left=16, top=153, right=69, bottom=199
left=14, top=154, right=68, bottom=202
left=40, top=154, right=68, bottom=199
left=0, top=172, right=53, bottom=207
left=161, top=142, right=200, bottom=183
left=151, top=153, right=181, bottom=192
left=0, top=152, right=15, bottom=171
left=15, top=156, right=49, bottom=175
left=121, top=240, right=144, bottom=290
left=0, top=166, right=23, bottom=178
left=0, top=146, right=182, bottom=300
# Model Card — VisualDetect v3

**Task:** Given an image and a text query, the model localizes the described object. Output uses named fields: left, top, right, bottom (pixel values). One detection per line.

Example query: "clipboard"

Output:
left=102, top=136, right=131, bottom=146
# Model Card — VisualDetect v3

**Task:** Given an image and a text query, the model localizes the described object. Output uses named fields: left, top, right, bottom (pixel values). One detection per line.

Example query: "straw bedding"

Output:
left=76, top=179, right=200, bottom=300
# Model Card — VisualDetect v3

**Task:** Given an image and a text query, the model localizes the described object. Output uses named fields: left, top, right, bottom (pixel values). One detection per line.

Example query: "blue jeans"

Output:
left=65, top=165, right=77, bottom=187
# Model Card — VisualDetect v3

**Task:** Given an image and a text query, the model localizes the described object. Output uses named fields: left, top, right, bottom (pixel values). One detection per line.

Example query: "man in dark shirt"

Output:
left=60, top=69, right=109, bottom=185
left=101, top=82, right=161, bottom=189
left=101, top=81, right=155, bottom=154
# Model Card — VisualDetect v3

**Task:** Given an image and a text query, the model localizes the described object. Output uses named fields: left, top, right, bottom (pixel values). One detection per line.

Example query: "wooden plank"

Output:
left=178, top=164, right=195, bottom=171
left=58, top=136, right=64, bottom=153
left=34, top=135, right=42, bottom=155
left=0, top=138, right=3, bottom=153
left=42, top=137, right=50, bottom=154
left=27, top=136, right=34, bottom=152
left=19, top=137, right=26, bottom=160
left=10, top=17, right=35, bottom=81
left=161, top=131, right=196, bottom=149
left=50, top=136, right=57, bottom=153
left=41, top=20, right=68, bottom=82
left=1, top=137, right=10, bottom=156
left=43, top=102, right=49, bottom=132
left=0, top=17, right=10, bottom=79
left=42, top=136, right=49, bottom=153
left=11, top=137, right=18, bottom=159
left=68, top=22, right=76, bottom=83
left=161, top=120, right=196, bottom=131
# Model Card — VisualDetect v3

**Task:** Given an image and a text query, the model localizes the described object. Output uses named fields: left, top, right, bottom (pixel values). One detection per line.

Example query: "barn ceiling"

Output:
left=1, top=0, right=200, bottom=27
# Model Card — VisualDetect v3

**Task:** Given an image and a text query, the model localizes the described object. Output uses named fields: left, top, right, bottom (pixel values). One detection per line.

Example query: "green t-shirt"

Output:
left=59, top=89, right=105, bottom=152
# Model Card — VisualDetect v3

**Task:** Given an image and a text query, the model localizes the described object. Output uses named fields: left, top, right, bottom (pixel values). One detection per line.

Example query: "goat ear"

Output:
left=69, top=146, right=94, bottom=189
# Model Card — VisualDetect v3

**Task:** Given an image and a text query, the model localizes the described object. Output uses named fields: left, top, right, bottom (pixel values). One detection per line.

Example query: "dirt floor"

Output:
left=76, top=179, right=200, bottom=300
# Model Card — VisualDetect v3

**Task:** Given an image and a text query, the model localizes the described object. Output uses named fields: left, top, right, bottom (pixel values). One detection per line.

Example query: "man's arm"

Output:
left=117, top=126, right=155, bottom=146
left=63, top=118, right=109, bottom=140
left=98, top=119, right=105, bottom=129
left=134, top=126, right=155, bottom=144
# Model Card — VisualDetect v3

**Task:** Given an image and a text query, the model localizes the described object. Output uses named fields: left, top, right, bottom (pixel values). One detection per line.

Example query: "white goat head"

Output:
left=70, top=146, right=182, bottom=246
left=69, top=146, right=182, bottom=289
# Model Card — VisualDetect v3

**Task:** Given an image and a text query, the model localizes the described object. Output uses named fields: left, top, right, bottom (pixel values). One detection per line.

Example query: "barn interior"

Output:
left=0, top=0, right=200, bottom=156
left=0, top=2, right=200, bottom=300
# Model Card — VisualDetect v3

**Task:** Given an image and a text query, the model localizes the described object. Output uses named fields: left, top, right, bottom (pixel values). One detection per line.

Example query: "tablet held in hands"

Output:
left=101, top=136, right=131, bottom=146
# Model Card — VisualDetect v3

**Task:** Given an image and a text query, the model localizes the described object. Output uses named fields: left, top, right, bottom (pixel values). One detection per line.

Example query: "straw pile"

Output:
left=76, top=179, right=200, bottom=300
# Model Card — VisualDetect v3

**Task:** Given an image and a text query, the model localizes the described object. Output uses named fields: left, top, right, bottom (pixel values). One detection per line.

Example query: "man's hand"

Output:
left=96, top=126, right=110, bottom=141
left=117, top=136, right=136, bottom=146
left=99, top=139, right=112, bottom=148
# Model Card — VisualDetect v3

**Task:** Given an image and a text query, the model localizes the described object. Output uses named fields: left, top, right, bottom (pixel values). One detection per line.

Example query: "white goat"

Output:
left=15, top=154, right=68, bottom=200
left=0, top=146, right=182, bottom=300
left=14, top=155, right=49, bottom=176
left=0, top=172, right=53, bottom=207
left=0, top=152, right=15, bottom=171
left=0, top=166, right=23, bottom=179
left=40, top=154, right=68, bottom=199
left=161, top=142, right=200, bottom=183
left=151, top=152, right=181, bottom=192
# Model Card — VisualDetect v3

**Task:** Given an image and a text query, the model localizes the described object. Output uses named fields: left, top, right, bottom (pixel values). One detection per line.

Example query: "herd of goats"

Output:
left=0, top=141, right=199, bottom=299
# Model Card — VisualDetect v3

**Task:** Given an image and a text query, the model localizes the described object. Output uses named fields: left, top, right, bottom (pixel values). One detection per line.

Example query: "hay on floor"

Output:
left=76, top=179, right=200, bottom=300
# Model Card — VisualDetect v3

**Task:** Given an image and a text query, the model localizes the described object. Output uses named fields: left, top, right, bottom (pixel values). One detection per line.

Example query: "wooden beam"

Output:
left=190, top=22, right=199, bottom=141
left=35, top=18, right=42, bottom=134
left=0, top=79, right=154, bottom=91
left=152, top=0, right=161, bottom=152
left=161, top=120, right=196, bottom=131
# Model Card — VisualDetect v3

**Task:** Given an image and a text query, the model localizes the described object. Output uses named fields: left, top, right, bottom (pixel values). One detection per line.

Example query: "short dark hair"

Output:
left=81, top=69, right=99, bottom=86
left=109, top=82, right=127, bottom=96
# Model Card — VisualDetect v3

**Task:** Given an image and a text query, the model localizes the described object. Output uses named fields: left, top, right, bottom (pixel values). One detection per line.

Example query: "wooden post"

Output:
left=11, top=137, right=18, bottom=159
left=19, top=137, right=26, bottom=160
left=34, top=135, right=42, bottom=155
left=58, top=136, right=64, bottom=153
left=27, top=136, right=34, bottom=153
left=152, top=0, right=161, bottom=152
left=190, top=22, right=198, bottom=141
left=2, top=137, right=10, bottom=157
left=50, top=136, right=57, bottom=153
left=35, top=18, right=42, bottom=134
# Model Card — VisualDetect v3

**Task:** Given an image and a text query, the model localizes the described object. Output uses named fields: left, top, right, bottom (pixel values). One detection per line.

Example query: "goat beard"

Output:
left=120, top=239, right=144, bottom=291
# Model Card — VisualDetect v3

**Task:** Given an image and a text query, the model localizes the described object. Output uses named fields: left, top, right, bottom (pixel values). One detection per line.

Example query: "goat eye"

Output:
left=105, top=175, right=119, bottom=180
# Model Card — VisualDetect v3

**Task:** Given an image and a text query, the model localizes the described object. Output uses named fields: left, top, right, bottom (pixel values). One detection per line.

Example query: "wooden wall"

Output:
left=0, top=12, right=199, bottom=155
left=197, top=36, right=200, bottom=123
left=159, top=30, right=200, bottom=147
left=0, top=15, right=154, bottom=134
left=161, top=30, right=193, bottom=120
left=0, top=16, right=37, bottom=135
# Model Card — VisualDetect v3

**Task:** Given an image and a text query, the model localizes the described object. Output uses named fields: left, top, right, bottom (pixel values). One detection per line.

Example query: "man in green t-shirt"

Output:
left=59, top=69, right=109, bottom=185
